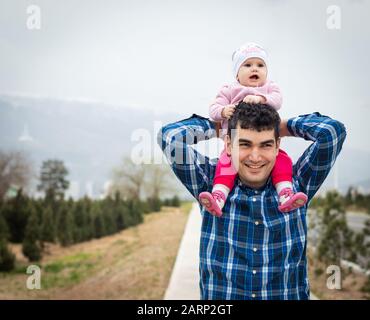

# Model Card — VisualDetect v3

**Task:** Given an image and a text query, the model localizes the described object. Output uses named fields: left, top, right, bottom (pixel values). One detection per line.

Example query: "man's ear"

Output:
left=225, top=135, right=232, bottom=156
left=276, top=137, right=281, bottom=150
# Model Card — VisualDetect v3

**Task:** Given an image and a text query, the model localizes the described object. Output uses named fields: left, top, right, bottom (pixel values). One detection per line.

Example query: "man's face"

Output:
left=237, top=57, right=267, bottom=87
left=226, top=124, right=280, bottom=188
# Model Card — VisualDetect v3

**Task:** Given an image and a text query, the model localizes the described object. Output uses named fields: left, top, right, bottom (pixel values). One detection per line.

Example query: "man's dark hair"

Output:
left=227, top=102, right=281, bottom=142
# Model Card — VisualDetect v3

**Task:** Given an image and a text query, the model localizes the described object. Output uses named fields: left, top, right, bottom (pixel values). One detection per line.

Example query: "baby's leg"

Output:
left=272, top=149, right=307, bottom=212
left=199, top=149, right=237, bottom=217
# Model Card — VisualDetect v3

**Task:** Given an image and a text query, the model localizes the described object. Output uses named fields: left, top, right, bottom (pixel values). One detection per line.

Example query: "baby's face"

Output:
left=237, top=58, right=267, bottom=87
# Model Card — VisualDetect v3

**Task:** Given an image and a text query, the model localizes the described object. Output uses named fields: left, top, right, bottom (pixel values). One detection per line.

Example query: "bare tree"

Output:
left=0, top=150, right=34, bottom=200
left=109, top=157, right=146, bottom=200
left=144, top=163, right=174, bottom=200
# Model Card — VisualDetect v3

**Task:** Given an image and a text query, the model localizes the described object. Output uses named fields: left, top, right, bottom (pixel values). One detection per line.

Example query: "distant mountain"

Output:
left=0, top=94, right=183, bottom=198
left=1, top=94, right=369, bottom=199
left=281, top=132, right=370, bottom=194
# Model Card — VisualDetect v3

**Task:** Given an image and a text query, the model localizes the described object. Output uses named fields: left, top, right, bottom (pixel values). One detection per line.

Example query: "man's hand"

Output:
left=243, top=95, right=267, bottom=104
left=221, top=104, right=236, bottom=119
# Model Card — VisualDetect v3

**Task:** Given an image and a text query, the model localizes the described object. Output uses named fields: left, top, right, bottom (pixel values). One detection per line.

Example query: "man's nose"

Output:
left=248, top=148, right=261, bottom=162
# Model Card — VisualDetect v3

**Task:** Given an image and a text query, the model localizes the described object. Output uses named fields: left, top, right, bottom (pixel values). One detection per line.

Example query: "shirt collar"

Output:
left=236, top=176, right=273, bottom=194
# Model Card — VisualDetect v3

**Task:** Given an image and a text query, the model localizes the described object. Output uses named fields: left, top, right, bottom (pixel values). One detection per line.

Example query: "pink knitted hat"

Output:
left=232, top=42, right=268, bottom=79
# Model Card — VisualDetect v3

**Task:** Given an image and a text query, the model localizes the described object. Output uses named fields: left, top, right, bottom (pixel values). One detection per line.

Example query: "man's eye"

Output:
left=244, top=64, right=251, bottom=67
left=262, top=144, right=273, bottom=148
left=258, top=64, right=264, bottom=67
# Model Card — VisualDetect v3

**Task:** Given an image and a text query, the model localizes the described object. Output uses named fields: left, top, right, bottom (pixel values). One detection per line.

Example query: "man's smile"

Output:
left=244, top=163, right=266, bottom=170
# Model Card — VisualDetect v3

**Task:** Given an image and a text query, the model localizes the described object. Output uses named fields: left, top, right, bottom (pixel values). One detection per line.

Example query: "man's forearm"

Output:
left=286, top=112, right=346, bottom=144
left=158, top=114, right=217, bottom=164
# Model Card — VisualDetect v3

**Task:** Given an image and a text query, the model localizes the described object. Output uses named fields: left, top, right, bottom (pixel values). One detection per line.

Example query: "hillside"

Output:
left=0, top=205, right=190, bottom=299
left=1, top=94, right=369, bottom=198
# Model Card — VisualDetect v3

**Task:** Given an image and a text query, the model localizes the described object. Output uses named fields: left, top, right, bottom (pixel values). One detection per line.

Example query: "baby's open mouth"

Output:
left=249, top=74, right=259, bottom=80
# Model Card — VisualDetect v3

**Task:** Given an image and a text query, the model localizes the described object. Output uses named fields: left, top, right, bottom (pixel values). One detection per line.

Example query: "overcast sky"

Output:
left=1, top=0, right=370, bottom=153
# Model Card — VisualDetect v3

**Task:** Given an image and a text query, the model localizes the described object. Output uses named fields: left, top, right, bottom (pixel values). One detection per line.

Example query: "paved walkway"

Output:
left=164, top=202, right=319, bottom=300
left=164, top=202, right=201, bottom=300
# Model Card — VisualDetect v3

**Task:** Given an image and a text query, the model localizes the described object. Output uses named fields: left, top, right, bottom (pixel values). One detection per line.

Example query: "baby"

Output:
left=199, top=42, right=308, bottom=217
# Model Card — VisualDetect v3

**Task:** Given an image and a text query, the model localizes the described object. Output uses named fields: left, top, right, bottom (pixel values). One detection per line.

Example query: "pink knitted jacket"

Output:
left=209, top=80, right=282, bottom=136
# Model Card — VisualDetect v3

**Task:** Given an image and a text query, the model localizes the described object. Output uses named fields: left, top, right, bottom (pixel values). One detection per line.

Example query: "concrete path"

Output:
left=164, top=202, right=201, bottom=300
left=164, top=202, right=319, bottom=300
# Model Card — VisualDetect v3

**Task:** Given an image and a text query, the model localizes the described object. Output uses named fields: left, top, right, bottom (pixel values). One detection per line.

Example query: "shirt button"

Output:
left=254, top=190, right=259, bottom=194
left=255, top=221, right=259, bottom=225
left=253, top=248, right=257, bottom=252
left=252, top=198, right=256, bottom=202
left=253, top=270, right=257, bottom=274
left=252, top=293, right=256, bottom=298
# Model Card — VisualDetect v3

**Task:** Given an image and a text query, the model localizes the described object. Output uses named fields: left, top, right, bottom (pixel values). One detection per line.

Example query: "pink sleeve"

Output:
left=209, top=85, right=231, bottom=121
left=259, top=81, right=283, bottom=110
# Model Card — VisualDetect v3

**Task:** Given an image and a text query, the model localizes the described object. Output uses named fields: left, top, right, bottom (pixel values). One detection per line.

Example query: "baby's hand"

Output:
left=243, top=95, right=266, bottom=104
left=221, top=104, right=236, bottom=119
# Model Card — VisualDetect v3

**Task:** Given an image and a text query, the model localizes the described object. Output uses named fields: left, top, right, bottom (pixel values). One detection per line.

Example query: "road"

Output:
left=346, top=211, right=370, bottom=233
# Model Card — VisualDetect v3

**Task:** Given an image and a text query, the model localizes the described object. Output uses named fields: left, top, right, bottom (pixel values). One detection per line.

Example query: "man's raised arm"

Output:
left=157, top=114, right=218, bottom=199
left=283, top=112, right=347, bottom=201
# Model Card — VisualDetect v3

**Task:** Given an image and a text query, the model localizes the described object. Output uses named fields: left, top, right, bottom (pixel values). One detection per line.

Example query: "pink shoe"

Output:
left=199, top=191, right=225, bottom=217
left=278, top=188, right=308, bottom=213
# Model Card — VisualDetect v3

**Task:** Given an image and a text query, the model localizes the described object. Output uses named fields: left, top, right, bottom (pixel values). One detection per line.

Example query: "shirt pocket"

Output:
left=262, top=208, right=300, bottom=232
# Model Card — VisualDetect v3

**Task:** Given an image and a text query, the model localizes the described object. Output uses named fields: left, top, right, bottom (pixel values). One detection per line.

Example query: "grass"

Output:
left=0, top=204, right=191, bottom=299
left=181, top=201, right=194, bottom=215
left=41, top=252, right=99, bottom=289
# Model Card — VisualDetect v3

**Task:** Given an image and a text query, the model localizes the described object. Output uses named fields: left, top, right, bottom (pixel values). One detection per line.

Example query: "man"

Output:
left=158, top=103, right=346, bottom=300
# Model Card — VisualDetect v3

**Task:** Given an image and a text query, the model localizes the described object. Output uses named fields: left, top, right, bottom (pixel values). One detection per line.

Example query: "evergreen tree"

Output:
left=0, top=239, right=15, bottom=271
left=111, top=193, right=125, bottom=231
left=0, top=212, right=9, bottom=241
left=126, top=199, right=143, bottom=227
left=3, top=189, right=29, bottom=242
left=147, top=197, right=161, bottom=213
left=0, top=212, right=15, bottom=271
left=92, top=204, right=106, bottom=239
left=101, top=199, right=117, bottom=235
left=171, top=195, right=181, bottom=207
left=22, top=205, right=42, bottom=262
left=37, top=159, right=70, bottom=201
left=72, top=200, right=85, bottom=243
left=57, top=203, right=74, bottom=247
left=317, top=191, right=354, bottom=267
left=40, top=206, right=56, bottom=244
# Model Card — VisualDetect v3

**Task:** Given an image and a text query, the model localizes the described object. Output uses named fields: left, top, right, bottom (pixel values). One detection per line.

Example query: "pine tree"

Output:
left=0, top=239, right=15, bottom=271
left=37, top=159, right=70, bottom=201
left=72, top=201, right=84, bottom=243
left=171, top=195, right=181, bottom=207
left=40, top=206, right=56, bottom=244
left=22, top=205, right=42, bottom=262
left=0, top=212, right=9, bottom=241
left=317, top=191, right=354, bottom=268
left=57, top=203, right=74, bottom=247
left=92, top=204, right=106, bottom=239
left=3, top=189, right=29, bottom=242
left=0, top=212, right=15, bottom=271
left=102, top=203, right=116, bottom=236
left=147, top=197, right=161, bottom=213
left=126, top=199, right=143, bottom=227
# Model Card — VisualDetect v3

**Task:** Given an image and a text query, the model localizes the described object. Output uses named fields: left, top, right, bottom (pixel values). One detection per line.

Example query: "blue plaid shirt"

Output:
left=158, top=112, right=346, bottom=300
